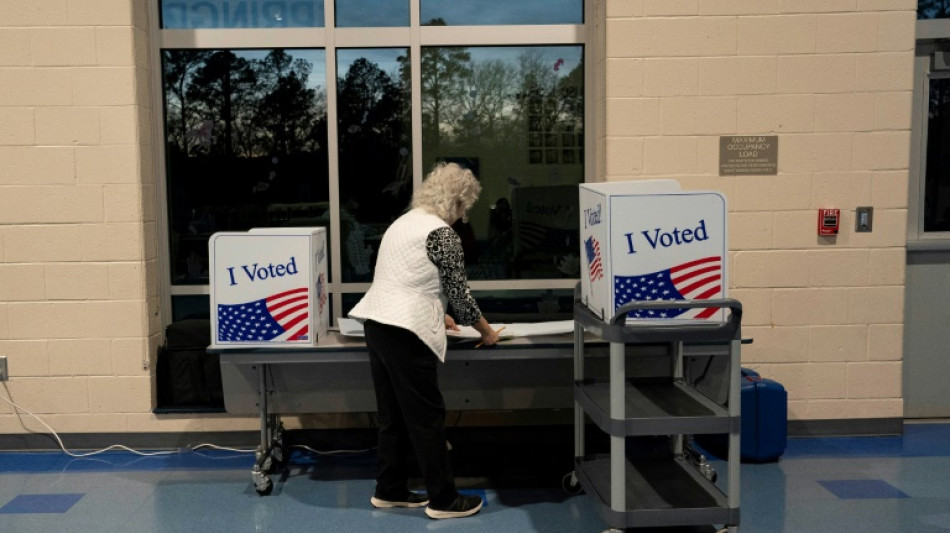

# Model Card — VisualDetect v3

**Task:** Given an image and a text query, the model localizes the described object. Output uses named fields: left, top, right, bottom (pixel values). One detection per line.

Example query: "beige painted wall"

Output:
left=599, top=0, right=915, bottom=420
left=0, top=0, right=918, bottom=438
left=0, top=0, right=259, bottom=437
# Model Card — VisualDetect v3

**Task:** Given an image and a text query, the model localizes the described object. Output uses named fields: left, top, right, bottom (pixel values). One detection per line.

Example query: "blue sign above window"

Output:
left=160, top=0, right=325, bottom=29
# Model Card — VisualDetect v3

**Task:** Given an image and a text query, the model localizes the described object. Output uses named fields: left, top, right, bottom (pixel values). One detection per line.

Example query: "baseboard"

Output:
left=0, top=431, right=260, bottom=452
left=788, top=417, right=903, bottom=437
left=0, top=417, right=906, bottom=451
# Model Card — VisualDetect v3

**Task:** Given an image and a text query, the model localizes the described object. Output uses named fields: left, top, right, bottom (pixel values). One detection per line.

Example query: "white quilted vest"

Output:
left=349, top=208, right=451, bottom=361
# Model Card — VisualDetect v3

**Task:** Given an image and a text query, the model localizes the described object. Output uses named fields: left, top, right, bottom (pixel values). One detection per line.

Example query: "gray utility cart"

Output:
left=568, top=290, right=743, bottom=533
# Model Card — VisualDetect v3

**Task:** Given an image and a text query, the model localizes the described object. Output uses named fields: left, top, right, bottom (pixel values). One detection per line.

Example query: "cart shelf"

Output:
left=575, top=377, right=738, bottom=436
left=574, top=454, right=739, bottom=529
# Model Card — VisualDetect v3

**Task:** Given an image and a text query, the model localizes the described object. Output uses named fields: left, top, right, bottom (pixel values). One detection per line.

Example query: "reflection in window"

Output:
left=160, top=0, right=325, bottom=29
left=171, top=295, right=211, bottom=321
left=162, top=49, right=329, bottom=284
left=472, top=288, right=574, bottom=321
left=919, top=0, right=950, bottom=19
left=925, top=78, right=950, bottom=231
left=421, top=46, right=584, bottom=280
left=337, top=49, right=412, bottom=282
left=422, top=0, right=582, bottom=26
left=336, top=0, right=409, bottom=27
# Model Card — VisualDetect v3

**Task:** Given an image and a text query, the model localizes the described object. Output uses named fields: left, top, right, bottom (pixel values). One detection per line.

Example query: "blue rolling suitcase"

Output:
left=696, top=368, right=787, bottom=462
left=739, top=369, right=787, bottom=462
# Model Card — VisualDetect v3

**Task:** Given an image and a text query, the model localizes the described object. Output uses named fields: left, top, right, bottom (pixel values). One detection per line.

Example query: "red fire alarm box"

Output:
left=818, top=209, right=840, bottom=236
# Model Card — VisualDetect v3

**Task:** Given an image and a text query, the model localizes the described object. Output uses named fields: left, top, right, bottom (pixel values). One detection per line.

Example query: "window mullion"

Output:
left=324, top=0, right=344, bottom=323
left=411, top=0, right=424, bottom=193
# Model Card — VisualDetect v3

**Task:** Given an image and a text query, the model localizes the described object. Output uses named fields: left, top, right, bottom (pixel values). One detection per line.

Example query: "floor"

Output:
left=0, top=422, right=948, bottom=533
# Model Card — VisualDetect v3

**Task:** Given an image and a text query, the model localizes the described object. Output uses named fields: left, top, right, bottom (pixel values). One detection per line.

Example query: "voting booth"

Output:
left=578, top=180, right=728, bottom=324
left=209, top=227, right=329, bottom=348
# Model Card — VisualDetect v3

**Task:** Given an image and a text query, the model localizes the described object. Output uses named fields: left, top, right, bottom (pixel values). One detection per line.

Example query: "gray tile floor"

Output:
left=1, top=421, right=948, bottom=533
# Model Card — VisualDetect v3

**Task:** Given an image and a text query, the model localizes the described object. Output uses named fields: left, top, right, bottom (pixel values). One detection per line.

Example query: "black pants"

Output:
left=364, top=320, right=457, bottom=507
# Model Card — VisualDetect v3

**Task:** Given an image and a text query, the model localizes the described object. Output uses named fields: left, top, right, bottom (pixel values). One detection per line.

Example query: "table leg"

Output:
left=252, top=364, right=274, bottom=495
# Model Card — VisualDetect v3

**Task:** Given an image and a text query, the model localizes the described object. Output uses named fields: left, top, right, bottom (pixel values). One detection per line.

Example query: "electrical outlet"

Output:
left=0, top=356, right=7, bottom=381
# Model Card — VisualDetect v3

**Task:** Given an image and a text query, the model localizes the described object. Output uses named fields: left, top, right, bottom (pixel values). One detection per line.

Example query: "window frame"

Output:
left=148, top=1, right=592, bottom=327
left=910, top=22, right=950, bottom=250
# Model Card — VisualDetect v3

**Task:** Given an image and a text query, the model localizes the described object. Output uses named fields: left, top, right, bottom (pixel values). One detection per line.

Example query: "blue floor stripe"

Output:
left=0, top=494, right=84, bottom=514
left=818, top=480, right=910, bottom=499
left=783, top=423, right=950, bottom=459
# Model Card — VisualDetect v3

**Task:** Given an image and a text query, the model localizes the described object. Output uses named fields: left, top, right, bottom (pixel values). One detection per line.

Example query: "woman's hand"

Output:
left=444, top=314, right=460, bottom=332
left=472, top=316, right=499, bottom=347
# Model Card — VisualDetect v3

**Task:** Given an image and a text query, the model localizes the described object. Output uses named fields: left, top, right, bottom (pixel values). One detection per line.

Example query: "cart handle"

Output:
left=611, top=298, right=742, bottom=327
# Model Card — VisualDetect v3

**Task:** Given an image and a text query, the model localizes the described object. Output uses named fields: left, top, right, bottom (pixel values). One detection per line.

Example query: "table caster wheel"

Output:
left=562, top=472, right=583, bottom=495
left=255, top=477, right=274, bottom=496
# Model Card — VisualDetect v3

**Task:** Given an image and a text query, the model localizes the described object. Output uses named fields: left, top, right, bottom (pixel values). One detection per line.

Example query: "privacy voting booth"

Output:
left=578, top=180, right=729, bottom=322
left=209, top=227, right=329, bottom=348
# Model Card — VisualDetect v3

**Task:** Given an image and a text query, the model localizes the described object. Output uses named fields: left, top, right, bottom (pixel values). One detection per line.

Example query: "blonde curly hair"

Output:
left=411, top=162, right=481, bottom=223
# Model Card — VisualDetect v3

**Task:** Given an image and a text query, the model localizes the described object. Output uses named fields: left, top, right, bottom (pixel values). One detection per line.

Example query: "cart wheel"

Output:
left=255, top=478, right=274, bottom=496
left=699, top=462, right=718, bottom=483
left=271, top=443, right=284, bottom=465
left=561, top=472, right=583, bottom=495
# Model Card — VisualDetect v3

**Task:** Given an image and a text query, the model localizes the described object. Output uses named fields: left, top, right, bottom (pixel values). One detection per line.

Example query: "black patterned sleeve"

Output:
left=426, top=226, right=482, bottom=326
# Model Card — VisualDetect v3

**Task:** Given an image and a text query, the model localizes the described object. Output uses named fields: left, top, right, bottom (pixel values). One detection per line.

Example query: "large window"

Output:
left=156, top=1, right=587, bottom=324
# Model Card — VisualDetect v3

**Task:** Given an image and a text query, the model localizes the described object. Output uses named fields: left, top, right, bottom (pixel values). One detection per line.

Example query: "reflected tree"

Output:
left=920, top=0, right=950, bottom=18
left=337, top=56, right=411, bottom=221
left=514, top=50, right=582, bottom=146
left=163, top=50, right=213, bottom=156
left=400, top=21, right=473, bottom=151
left=254, top=50, right=324, bottom=156
left=186, top=51, right=257, bottom=156
left=163, top=49, right=327, bottom=158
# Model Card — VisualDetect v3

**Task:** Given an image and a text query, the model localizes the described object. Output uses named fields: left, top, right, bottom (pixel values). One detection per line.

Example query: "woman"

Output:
left=348, top=162, right=500, bottom=520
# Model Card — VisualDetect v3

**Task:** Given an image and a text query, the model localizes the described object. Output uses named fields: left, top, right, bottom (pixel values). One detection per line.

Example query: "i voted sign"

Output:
left=225, top=257, right=300, bottom=286
left=210, top=228, right=328, bottom=347
left=579, top=183, right=727, bottom=324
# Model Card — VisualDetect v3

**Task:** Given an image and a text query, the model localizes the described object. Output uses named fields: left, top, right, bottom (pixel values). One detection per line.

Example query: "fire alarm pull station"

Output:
left=818, top=209, right=840, bottom=236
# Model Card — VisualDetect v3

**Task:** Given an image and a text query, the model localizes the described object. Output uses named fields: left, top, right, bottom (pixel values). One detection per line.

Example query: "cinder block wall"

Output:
left=600, top=0, right=915, bottom=420
left=0, top=0, right=258, bottom=437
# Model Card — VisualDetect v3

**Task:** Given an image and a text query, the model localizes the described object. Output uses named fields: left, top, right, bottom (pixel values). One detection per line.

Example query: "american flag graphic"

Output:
left=217, top=287, right=310, bottom=342
left=614, top=256, right=722, bottom=320
left=585, top=236, right=604, bottom=282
